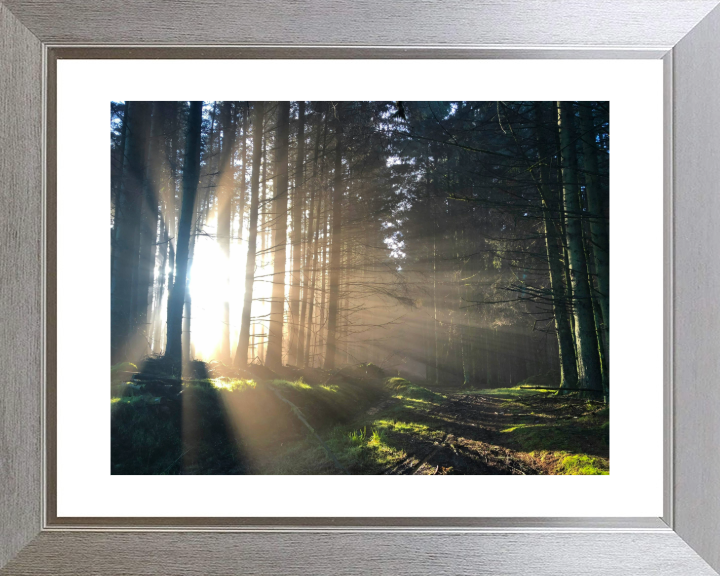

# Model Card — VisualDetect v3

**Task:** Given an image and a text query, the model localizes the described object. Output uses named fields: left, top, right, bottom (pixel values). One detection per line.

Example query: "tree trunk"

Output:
left=133, top=103, right=162, bottom=359
left=288, top=102, right=306, bottom=365
left=237, top=103, right=249, bottom=231
left=432, top=223, right=439, bottom=385
left=110, top=103, right=128, bottom=317
left=557, top=101, right=603, bottom=393
left=301, top=196, right=319, bottom=368
left=164, top=101, right=178, bottom=312
left=111, top=101, right=150, bottom=363
left=234, top=102, right=266, bottom=368
left=165, top=101, right=203, bottom=365
left=586, top=244, right=609, bottom=394
left=317, top=208, right=329, bottom=367
left=265, top=102, right=291, bottom=370
left=152, top=102, right=179, bottom=356
left=535, top=102, right=579, bottom=388
left=151, top=219, right=168, bottom=353
left=182, top=103, right=217, bottom=362
left=216, top=101, right=236, bottom=364
left=340, top=237, right=350, bottom=364
left=323, top=113, right=344, bottom=370
left=303, top=112, right=329, bottom=367
left=298, top=112, right=322, bottom=365
left=579, top=102, right=610, bottom=393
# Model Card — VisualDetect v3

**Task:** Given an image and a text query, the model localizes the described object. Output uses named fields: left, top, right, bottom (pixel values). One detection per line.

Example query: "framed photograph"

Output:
left=2, top=1, right=720, bottom=574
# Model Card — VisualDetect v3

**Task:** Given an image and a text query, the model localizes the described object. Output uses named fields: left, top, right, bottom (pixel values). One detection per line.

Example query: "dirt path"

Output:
left=378, top=392, right=541, bottom=475
left=250, top=386, right=608, bottom=475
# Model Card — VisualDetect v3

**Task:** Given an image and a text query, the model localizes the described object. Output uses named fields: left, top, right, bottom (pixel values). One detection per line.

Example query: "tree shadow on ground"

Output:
left=111, top=358, right=251, bottom=474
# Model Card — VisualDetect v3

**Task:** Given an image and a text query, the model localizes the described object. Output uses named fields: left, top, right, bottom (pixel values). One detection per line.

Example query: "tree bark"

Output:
left=133, top=102, right=162, bottom=359
left=535, top=102, right=579, bottom=388
left=323, top=111, right=344, bottom=370
left=216, top=101, right=236, bottom=364
left=237, top=103, right=249, bottom=231
left=432, top=216, right=439, bottom=385
left=265, top=102, right=291, bottom=370
left=288, top=102, right=306, bottom=365
left=164, top=101, right=178, bottom=314
left=317, top=202, right=329, bottom=366
left=557, top=101, right=603, bottom=393
left=110, top=103, right=128, bottom=315
left=256, top=125, right=270, bottom=364
left=111, top=101, right=150, bottom=363
left=301, top=193, right=321, bottom=368
left=298, top=110, right=323, bottom=366
left=579, top=101, right=610, bottom=393
left=151, top=102, right=179, bottom=355
left=304, top=112, right=330, bottom=367
left=182, top=103, right=216, bottom=362
left=151, top=219, right=168, bottom=353
left=234, top=102, right=266, bottom=368
left=165, top=101, right=203, bottom=365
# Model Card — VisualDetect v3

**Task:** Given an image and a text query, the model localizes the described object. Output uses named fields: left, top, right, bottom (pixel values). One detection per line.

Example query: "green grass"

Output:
left=500, top=405, right=607, bottom=448
left=386, top=377, right=445, bottom=404
left=557, top=454, right=609, bottom=475
left=348, top=427, right=368, bottom=445
left=372, top=418, right=441, bottom=441
left=111, top=361, right=137, bottom=373
left=462, top=386, right=552, bottom=400
left=111, top=394, right=183, bottom=474
left=111, top=394, right=160, bottom=406
left=324, top=382, right=446, bottom=471
left=499, top=420, right=605, bottom=453
left=112, top=364, right=609, bottom=476
left=494, top=399, right=609, bottom=474
left=263, top=422, right=405, bottom=474
left=112, top=369, right=389, bottom=475
left=209, top=378, right=257, bottom=392
left=455, top=383, right=609, bottom=475
left=330, top=424, right=403, bottom=471
left=258, top=379, right=447, bottom=474
left=516, top=371, right=560, bottom=389
left=273, top=378, right=312, bottom=391
left=111, top=362, right=139, bottom=386
left=303, top=379, right=609, bottom=475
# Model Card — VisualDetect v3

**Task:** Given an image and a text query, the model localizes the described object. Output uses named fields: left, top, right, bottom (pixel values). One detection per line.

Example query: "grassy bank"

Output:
left=261, top=377, right=449, bottom=474
left=111, top=362, right=609, bottom=475
left=111, top=362, right=388, bottom=474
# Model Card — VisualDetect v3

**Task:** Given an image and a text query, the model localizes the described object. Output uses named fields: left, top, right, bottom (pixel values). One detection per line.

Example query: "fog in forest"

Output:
left=111, top=101, right=610, bottom=476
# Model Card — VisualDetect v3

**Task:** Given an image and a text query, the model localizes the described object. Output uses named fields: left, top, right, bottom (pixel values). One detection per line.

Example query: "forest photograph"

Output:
left=110, top=100, right=609, bottom=476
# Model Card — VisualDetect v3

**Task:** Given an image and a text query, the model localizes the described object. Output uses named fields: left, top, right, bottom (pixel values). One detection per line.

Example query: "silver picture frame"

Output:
left=2, top=1, right=720, bottom=573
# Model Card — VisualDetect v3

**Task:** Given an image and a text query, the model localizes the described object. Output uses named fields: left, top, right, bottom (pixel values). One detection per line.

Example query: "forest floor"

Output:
left=111, top=360, right=609, bottom=475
